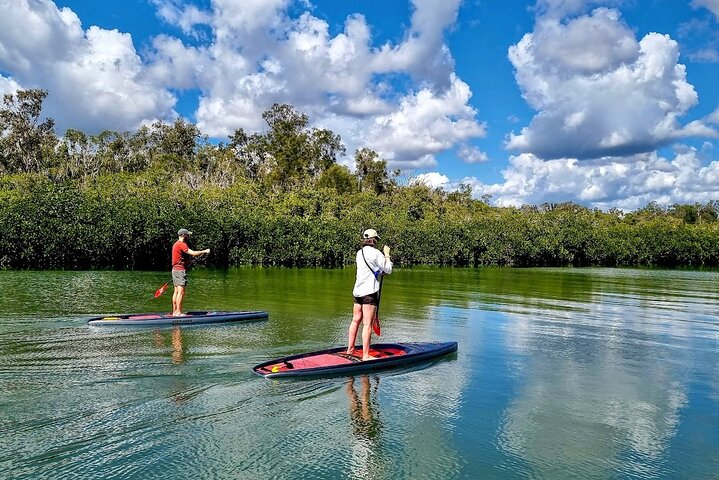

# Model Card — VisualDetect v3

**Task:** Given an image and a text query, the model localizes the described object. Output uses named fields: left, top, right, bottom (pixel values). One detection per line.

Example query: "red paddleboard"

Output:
left=253, top=342, right=457, bottom=378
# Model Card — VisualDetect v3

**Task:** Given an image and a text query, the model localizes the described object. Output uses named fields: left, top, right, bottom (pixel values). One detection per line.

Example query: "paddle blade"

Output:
left=372, top=315, right=381, bottom=336
left=154, top=282, right=169, bottom=298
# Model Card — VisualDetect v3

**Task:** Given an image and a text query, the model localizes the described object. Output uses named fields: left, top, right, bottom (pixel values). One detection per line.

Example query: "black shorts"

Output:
left=353, top=292, right=379, bottom=305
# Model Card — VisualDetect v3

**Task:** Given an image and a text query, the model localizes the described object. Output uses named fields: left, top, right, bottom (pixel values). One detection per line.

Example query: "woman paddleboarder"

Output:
left=171, top=228, right=210, bottom=316
left=347, top=229, right=393, bottom=361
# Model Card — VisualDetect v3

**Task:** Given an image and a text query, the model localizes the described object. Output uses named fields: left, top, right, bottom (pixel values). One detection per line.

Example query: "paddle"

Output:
left=154, top=281, right=171, bottom=299
left=373, top=275, right=384, bottom=336
left=153, top=257, right=201, bottom=298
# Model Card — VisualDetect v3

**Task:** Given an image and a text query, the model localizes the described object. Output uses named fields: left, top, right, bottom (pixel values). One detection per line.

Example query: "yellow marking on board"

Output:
left=271, top=365, right=280, bottom=373
left=102, top=317, right=121, bottom=321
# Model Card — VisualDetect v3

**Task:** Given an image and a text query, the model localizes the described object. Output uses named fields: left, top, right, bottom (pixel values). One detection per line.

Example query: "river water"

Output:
left=1, top=267, right=718, bottom=479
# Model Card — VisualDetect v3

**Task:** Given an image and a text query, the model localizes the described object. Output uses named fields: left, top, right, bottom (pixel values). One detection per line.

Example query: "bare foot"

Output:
left=171, top=313, right=187, bottom=317
left=362, top=355, right=378, bottom=361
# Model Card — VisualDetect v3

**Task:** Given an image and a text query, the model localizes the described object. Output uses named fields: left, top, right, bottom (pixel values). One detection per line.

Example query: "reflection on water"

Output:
left=347, top=376, right=381, bottom=441
left=1, top=267, right=719, bottom=479
left=152, top=326, right=187, bottom=364
left=495, top=275, right=699, bottom=478
left=172, top=327, right=185, bottom=365
left=497, top=327, right=688, bottom=478
left=345, top=375, right=383, bottom=479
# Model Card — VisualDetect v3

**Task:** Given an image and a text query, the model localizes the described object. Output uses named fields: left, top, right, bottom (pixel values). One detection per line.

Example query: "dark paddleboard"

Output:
left=87, top=310, right=268, bottom=326
left=253, top=341, right=457, bottom=378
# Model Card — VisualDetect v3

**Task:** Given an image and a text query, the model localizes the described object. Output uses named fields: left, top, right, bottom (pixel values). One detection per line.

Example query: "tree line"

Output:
left=1, top=89, right=718, bottom=270
left=0, top=90, right=395, bottom=194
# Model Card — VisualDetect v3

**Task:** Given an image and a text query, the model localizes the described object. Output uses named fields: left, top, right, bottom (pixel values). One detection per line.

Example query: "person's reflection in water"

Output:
left=347, top=375, right=382, bottom=442
left=171, top=326, right=185, bottom=364
left=346, top=375, right=384, bottom=476
left=152, top=326, right=186, bottom=364
left=153, top=329, right=164, bottom=348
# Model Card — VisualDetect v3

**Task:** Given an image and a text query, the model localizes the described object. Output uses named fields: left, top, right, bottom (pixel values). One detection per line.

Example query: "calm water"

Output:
left=1, top=267, right=718, bottom=479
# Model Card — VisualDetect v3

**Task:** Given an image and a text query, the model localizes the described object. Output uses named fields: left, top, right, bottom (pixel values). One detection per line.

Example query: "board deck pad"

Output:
left=87, top=310, right=268, bottom=326
left=253, top=342, right=457, bottom=378
left=264, top=347, right=407, bottom=374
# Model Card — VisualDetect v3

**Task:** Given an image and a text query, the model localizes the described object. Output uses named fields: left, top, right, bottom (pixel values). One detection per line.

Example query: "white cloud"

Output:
left=0, top=0, right=175, bottom=133
left=146, top=35, right=206, bottom=90
left=146, top=0, right=485, bottom=169
left=0, top=0, right=485, bottom=168
left=0, top=76, right=22, bottom=97
left=708, top=107, right=719, bottom=125
left=692, top=0, right=719, bottom=19
left=690, top=48, right=719, bottom=62
left=458, top=144, right=489, bottom=163
left=0, top=0, right=82, bottom=70
left=533, top=0, right=623, bottom=19
left=365, top=74, right=485, bottom=167
left=506, top=8, right=718, bottom=160
left=149, top=0, right=211, bottom=37
left=412, top=172, right=450, bottom=189
left=465, top=148, right=719, bottom=210
left=371, top=0, right=461, bottom=88
left=677, top=18, right=719, bottom=64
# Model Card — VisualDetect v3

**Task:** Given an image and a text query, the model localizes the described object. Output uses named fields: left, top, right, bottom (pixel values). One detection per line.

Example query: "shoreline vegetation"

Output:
left=1, top=89, right=718, bottom=270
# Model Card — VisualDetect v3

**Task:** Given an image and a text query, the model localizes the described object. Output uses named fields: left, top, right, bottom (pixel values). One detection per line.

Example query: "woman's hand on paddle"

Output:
left=203, top=248, right=210, bottom=255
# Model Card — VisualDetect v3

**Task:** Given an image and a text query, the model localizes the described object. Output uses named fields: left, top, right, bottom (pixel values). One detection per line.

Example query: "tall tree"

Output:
left=148, top=117, right=205, bottom=165
left=94, top=130, right=131, bottom=173
left=0, top=89, right=56, bottom=173
left=355, top=148, right=393, bottom=194
left=262, top=103, right=313, bottom=187
left=308, top=128, right=345, bottom=178
left=60, top=128, right=98, bottom=179
left=317, top=164, right=357, bottom=194
left=228, top=127, right=267, bottom=181
left=256, top=104, right=344, bottom=188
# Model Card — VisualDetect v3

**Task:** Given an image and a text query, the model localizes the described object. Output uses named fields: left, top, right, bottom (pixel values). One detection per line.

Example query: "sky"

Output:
left=1, top=0, right=719, bottom=210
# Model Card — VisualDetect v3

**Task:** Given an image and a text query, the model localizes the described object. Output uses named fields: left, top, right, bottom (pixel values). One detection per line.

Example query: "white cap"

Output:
left=362, top=228, right=380, bottom=239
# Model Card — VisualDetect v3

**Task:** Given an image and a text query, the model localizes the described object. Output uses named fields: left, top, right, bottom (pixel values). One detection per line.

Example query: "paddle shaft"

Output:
left=371, top=274, right=384, bottom=336
left=375, top=275, right=384, bottom=318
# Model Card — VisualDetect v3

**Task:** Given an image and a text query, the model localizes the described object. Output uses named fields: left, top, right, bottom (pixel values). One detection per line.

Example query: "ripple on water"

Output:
left=2, top=268, right=719, bottom=479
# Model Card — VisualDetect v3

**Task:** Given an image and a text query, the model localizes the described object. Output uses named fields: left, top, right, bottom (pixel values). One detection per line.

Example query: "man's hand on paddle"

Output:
left=383, top=245, right=391, bottom=257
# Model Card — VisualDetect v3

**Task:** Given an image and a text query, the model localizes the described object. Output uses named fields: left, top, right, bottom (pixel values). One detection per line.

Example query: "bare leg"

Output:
left=361, top=304, right=377, bottom=361
left=176, top=286, right=185, bottom=315
left=347, top=303, right=363, bottom=354
left=172, top=285, right=185, bottom=316
left=171, top=286, right=179, bottom=315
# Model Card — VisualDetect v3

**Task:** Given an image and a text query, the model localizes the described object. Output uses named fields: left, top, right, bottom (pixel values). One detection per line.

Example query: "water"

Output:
left=1, top=267, right=718, bottom=479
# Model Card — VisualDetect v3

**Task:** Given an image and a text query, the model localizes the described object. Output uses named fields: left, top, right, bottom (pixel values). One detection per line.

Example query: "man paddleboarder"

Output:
left=171, top=228, right=210, bottom=316
left=347, top=228, right=392, bottom=361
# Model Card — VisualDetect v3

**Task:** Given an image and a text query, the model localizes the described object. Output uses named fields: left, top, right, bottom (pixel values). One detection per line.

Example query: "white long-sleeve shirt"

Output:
left=353, top=246, right=393, bottom=297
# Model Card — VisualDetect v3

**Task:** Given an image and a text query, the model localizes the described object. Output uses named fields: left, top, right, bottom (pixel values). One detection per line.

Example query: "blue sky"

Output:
left=1, top=0, right=719, bottom=209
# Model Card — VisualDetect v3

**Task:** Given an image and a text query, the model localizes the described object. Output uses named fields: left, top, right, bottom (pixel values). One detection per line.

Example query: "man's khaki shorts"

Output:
left=172, top=269, right=187, bottom=286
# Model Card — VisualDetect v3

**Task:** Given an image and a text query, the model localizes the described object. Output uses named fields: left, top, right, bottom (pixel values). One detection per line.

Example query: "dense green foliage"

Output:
left=1, top=89, right=718, bottom=269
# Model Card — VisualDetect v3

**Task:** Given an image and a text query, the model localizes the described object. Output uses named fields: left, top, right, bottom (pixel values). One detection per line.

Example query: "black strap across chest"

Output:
left=361, top=248, right=381, bottom=280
